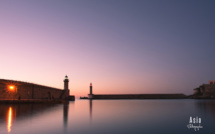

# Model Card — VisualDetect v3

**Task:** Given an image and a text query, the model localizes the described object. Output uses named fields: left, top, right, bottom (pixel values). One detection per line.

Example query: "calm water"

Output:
left=0, top=99, right=215, bottom=134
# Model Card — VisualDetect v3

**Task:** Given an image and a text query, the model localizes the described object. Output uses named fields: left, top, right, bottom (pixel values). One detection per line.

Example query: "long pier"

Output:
left=81, top=94, right=187, bottom=100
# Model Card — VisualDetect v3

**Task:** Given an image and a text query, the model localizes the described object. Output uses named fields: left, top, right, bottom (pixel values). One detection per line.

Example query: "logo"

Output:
left=187, top=116, right=203, bottom=131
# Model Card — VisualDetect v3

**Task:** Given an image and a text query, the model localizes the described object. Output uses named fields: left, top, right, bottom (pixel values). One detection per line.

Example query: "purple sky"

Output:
left=0, top=0, right=215, bottom=96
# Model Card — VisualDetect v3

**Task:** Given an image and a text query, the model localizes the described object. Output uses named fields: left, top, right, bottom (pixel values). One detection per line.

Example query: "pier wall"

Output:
left=92, top=94, right=186, bottom=99
left=0, top=79, right=69, bottom=100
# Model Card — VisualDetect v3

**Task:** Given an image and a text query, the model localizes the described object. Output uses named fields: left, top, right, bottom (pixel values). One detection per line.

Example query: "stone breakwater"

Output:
left=0, top=79, right=74, bottom=101
left=84, top=94, right=187, bottom=100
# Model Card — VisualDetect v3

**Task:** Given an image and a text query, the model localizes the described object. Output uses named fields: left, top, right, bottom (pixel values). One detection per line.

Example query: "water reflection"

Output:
left=63, top=102, right=69, bottom=130
left=1, top=100, right=215, bottom=134
left=89, top=100, right=92, bottom=123
left=195, top=100, right=215, bottom=118
left=7, top=107, right=13, bottom=133
left=0, top=103, right=60, bottom=133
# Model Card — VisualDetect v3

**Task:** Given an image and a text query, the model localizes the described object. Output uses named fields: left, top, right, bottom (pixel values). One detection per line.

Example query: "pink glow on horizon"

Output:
left=1, top=1, right=214, bottom=97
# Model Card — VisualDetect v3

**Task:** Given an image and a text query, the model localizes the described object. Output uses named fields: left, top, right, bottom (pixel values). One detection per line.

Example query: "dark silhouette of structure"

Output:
left=88, top=83, right=94, bottom=99
left=90, top=83, right=93, bottom=94
left=84, top=83, right=186, bottom=99
left=64, top=75, right=69, bottom=90
left=193, top=80, right=215, bottom=99
left=0, top=76, right=75, bottom=101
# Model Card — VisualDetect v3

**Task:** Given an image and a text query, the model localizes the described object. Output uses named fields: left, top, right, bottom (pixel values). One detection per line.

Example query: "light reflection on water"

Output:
left=0, top=100, right=215, bottom=134
left=7, top=107, right=12, bottom=133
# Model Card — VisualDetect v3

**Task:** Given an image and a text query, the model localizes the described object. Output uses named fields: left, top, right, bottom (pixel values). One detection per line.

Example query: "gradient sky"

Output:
left=0, top=0, right=215, bottom=97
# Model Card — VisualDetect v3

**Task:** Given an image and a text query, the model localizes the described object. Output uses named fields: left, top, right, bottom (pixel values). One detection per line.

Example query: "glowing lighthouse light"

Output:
left=8, top=85, right=15, bottom=91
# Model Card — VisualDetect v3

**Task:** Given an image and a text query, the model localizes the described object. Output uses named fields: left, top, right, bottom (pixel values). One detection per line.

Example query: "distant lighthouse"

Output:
left=88, top=83, right=94, bottom=99
left=90, top=83, right=93, bottom=94
left=64, top=75, right=69, bottom=90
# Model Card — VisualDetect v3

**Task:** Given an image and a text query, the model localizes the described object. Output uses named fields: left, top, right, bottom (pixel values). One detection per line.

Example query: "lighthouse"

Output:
left=90, top=83, right=93, bottom=94
left=64, top=75, right=69, bottom=90
left=88, top=83, right=94, bottom=99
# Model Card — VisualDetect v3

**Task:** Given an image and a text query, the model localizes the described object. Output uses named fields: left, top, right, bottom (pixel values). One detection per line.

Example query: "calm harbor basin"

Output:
left=0, top=99, right=215, bottom=134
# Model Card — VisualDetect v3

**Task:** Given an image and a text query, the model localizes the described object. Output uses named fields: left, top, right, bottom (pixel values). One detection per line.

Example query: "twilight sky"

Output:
left=0, top=0, right=215, bottom=97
